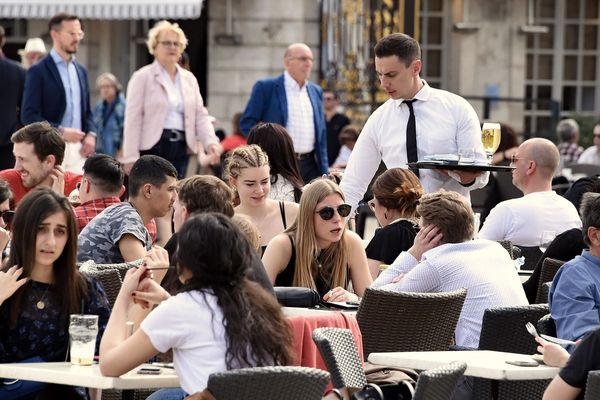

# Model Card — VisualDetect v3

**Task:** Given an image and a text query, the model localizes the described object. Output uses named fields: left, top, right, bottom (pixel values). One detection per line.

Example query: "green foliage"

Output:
left=571, top=115, right=599, bottom=149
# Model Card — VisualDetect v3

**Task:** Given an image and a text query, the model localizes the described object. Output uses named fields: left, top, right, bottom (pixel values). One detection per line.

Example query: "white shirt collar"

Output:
left=392, top=79, right=431, bottom=107
left=284, top=70, right=306, bottom=90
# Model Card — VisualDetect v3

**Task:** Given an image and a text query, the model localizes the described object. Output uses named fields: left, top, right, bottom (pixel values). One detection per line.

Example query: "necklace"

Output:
left=35, top=284, right=51, bottom=310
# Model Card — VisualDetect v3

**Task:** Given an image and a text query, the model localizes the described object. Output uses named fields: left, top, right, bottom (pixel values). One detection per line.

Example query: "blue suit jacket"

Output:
left=0, top=57, right=25, bottom=145
left=21, top=54, right=94, bottom=133
left=240, top=74, right=329, bottom=174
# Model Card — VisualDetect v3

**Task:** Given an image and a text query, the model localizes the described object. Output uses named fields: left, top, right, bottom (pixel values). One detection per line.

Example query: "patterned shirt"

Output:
left=78, top=202, right=152, bottom=264
left=558, top=142, right=584, bottom=164
left=74, top=197, right=121, bottom=233
left=0, top=277, right=110, bottom=363
left=284, top=71, right=315, bottom=153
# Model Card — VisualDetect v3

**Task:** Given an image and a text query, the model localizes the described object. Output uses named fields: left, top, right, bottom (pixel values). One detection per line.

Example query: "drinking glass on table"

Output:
left=69, top=314, right=99, bottom=365
left=481, top=122, right=501, bottom=163
left=539, top=231, right=556, bottom=253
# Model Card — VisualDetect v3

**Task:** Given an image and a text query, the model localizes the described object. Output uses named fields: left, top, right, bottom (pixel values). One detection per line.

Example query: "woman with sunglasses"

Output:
left=263, top=178, right=372, bottom=302
left=224, top=145, right=299, bottom=255
left=0, top=188, right=110, bottom=399
left=0, top=178, right=14, bottom=259
left=366, top=168, right=423, bottom=278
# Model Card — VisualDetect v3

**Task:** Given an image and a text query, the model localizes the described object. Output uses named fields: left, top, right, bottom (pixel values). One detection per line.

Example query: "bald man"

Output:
left=240, top=43, right=328, bottom=182
left=479, top=138, right=581, bottom=246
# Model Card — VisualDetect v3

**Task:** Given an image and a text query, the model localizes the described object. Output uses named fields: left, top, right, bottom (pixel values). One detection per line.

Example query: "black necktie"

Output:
left=404, top=99, right=419, bottom=177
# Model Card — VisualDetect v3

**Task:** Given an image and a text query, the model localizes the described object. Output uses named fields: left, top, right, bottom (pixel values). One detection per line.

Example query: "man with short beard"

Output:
left=21, top=13, right=96, bottom=174
left=0, top=121, right=80, bottom=207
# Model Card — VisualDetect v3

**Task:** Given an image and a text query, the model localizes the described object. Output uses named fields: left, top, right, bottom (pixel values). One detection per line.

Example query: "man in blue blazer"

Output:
left=0, top=25, right=26, bottom=170
left=240, top=43, right=328, bottom=182
left=21, top=13, right=96, bottom=173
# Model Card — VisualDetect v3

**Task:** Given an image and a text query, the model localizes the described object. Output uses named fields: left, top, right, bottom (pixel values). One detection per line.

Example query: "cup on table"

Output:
left=458, top=147, right=475, bottom=163
left=69, top=314, right=99, bottom=366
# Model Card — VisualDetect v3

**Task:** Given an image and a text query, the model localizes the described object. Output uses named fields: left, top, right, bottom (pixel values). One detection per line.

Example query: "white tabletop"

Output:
left=368, top=350, right=559, bottom=381
left=0, top=362, right=179, bottom=390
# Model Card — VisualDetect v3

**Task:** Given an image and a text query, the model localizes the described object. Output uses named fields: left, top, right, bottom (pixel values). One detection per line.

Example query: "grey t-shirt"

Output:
left=78, top=202, right=151, bottom=264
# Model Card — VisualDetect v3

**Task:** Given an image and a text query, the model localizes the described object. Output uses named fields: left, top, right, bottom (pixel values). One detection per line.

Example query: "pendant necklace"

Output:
left=36, top=284, right=51, bottom=310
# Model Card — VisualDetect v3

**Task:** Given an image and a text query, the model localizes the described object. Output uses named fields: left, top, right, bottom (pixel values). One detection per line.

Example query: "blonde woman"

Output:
left=262, top=179, right=372, bottom=302
left=224, top=145, right=299, bottom=254
left=122, top=20, right=221, bottom=178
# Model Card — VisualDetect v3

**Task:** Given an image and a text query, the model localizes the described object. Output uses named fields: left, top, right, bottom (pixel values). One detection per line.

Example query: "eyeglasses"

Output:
left=368, top=200, right=376, bottom=212
left=159, top=41, right=183, bottom=48
left=510, top=154, right=521, bottom=165
left=1, top=210, right=15, bottom=228
left=62, top=30, right=84, bottom=39
left=594, top=134, right=600, bottom=139
left=323, top=97, right=336, bottom=101
left=315, top=204, right=352, bottom=220
left=288, top=56, right=314, bottom=63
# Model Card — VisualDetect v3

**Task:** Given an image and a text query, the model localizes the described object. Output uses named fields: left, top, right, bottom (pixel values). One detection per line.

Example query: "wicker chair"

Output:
left=79, top=259, right=143, bottom=281
left=496, top=240, right=515, bottom=259
left=81, top=268, right=122, bottom=308
left=312, top=328, right=367, bottom=390
left=585, top=371, right=600, bottom=400
left=312, top=327, right=465, bottom=400
left=537, top=282, right=553, bottom=305
left=356, top=288, right=467, bottom=358
left=536, top=313, right=557, bottom=337
left=514, top=246, right=544, bottom=271
left=534, top=258, right=565, bottom=304
left=206, top=366, right=330, bottom=400
left=412, top=361, right=467, bottom=400
left=472, top=304, right=551, bottom=400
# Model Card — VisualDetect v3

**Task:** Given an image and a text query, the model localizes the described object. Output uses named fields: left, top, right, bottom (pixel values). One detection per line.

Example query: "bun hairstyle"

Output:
left=372, top=168, right=423, bottom=218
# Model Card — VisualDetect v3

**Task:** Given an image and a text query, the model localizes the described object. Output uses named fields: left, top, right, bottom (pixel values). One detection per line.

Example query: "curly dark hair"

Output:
left=175, top=213, right=294, bottom=368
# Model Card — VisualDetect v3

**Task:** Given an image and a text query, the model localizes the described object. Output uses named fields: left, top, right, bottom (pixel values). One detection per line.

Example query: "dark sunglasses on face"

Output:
left=1, top=210, right=15, bottom=227
left=316, top=204, right=352, bottom=220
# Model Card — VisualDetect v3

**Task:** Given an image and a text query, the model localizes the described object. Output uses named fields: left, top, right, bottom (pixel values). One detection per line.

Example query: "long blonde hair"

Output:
left=286, top=179, right=348, bottom=291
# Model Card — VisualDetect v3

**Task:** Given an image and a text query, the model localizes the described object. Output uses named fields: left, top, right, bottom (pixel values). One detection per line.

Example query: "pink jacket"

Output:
left=122, top=60, right=218, bottom=164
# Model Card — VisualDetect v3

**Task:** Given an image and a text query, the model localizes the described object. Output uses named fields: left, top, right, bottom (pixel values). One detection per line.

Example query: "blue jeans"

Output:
left=146, top=388, right=187, bottom=400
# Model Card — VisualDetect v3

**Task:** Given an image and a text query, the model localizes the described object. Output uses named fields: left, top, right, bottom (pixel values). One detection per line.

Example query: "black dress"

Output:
left=365, top=220, right=418, bottom=265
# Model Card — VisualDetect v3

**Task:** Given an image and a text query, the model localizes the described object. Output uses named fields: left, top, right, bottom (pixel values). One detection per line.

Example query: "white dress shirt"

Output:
left=478, top=191, right=582, bottom=246
left=578, top=146, right=600, bottom=165
left=372, top=240, right=528, bottom=348
left=339, top=80, right=488, bottom=210
left=159, top=65, right=185, bottom=131
left=284, top=71, right=315, bottom=153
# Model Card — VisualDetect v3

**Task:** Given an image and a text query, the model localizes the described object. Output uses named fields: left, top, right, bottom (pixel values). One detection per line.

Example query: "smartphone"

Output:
left=505, top=360, right=539, bottom=367
left=137, top=367, right=162, bottom=375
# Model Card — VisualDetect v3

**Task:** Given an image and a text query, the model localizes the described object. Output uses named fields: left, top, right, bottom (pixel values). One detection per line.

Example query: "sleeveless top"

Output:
left=274, top=235, right=350, bottom=297
left=260, top=201, right=288, bottom=256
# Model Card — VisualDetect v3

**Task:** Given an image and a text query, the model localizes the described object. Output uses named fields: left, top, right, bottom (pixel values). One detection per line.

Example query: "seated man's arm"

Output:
left=118, top=234, right=147, bottom=262
left=371, top=251, right=418, bottom=288
left=478, top=203, right=510, bottom=241
left=379, top=260, right=440, bottom=293
left=550, top=267, right=600, bottom=341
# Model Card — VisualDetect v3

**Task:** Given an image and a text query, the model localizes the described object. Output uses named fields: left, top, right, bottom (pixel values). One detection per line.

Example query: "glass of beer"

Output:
left=481, top=122, right=501, bottom=163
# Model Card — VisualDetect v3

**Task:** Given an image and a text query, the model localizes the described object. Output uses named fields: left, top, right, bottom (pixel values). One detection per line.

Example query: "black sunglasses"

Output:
left=1, top=210, right=15, bottom=227
left=315, top=204, right=352, bottom=220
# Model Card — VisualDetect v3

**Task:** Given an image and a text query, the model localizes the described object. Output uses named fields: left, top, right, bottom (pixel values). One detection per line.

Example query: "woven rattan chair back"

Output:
left=496, top=240, right=515, bottom=259
left=412, top=361, right=467, bottom=400
left=356, top=288, right=467, bottom=358
left=79, top=259, right=142, bottom=281
left=206, top=366, right=330, bottom=400
left=312, top=327, right=367, bottom=390
left=474, top=304, right=551, bottom=399
left=535, top=258, right=565, bottom=304
left=81, top=268, right=122, bottom=308
left=536, top=313, right=557, bottom=337
left=585, top=371, right=600, bottom=400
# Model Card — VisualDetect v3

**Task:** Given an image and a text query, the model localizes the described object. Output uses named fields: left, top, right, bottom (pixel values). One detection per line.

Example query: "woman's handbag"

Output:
left=350, top=381, right=414, bottom=400
left=274, top=287, right=322, bottom=308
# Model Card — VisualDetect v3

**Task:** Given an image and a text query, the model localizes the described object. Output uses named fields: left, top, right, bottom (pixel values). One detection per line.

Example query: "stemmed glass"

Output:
left=481, top=122, right=501, bottom=163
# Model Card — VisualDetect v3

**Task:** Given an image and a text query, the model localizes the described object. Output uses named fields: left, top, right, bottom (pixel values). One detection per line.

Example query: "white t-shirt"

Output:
left=577, top=146, right=600, bottom=165
left=141, top=291, right=228, bottom=395
left=479, top=191, right=582, bottom=246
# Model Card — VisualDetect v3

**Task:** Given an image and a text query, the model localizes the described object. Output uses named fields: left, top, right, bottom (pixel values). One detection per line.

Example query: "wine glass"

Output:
left=481, top=122, right=501, bottom=163
left=539, top=230, right=556, bottom=253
